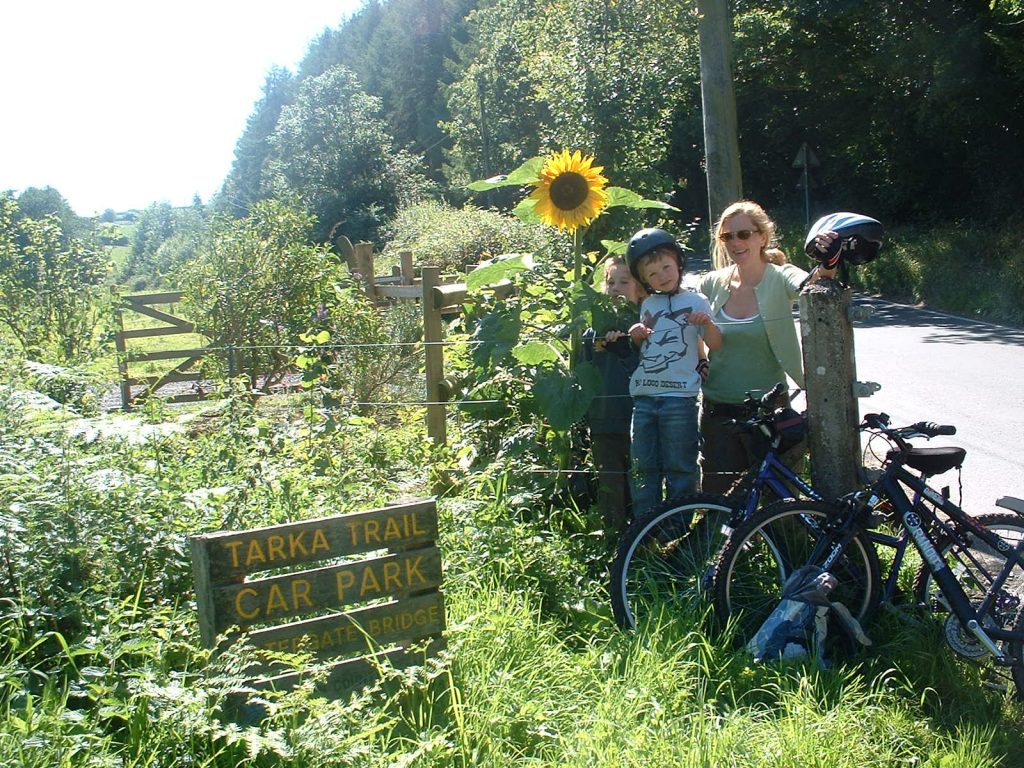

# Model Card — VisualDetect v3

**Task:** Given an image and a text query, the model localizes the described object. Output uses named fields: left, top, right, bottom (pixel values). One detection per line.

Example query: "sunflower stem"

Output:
left=569, top=227, right=583, bottom=371
left=558, top=227, right=585, bottom=493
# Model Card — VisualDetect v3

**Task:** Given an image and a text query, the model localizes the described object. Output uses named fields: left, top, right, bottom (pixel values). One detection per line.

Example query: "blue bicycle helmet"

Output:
left=804, top=212, right=884, bottom=267
left=626, top=228, right=687, bottom=285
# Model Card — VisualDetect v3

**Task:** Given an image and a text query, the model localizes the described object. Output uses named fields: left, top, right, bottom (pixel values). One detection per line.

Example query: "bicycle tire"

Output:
left=1010, top=610, right=1024, bottom=701
left=610, top=493, right=737, bottom=630
left=913, top=512, right=1024, bottom=700
left=712, top=500, right=881, bottom=653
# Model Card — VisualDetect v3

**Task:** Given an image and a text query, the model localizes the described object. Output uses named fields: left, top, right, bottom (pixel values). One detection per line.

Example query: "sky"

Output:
left=1, top=1, right=365, bottom=217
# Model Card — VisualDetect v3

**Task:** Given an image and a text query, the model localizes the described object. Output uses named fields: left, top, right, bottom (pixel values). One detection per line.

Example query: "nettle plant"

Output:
left=456, top=150, right=677, bottom=491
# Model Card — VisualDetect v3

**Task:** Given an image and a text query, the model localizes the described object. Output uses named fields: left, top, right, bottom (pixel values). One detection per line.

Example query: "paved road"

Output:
left=847, top=296, right=1024, bottom=515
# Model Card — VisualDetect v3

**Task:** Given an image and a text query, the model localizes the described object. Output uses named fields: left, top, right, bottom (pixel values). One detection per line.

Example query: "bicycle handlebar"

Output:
left=910, top=421, right=957, bottom=437
left=726, top=383, right=800, bottom=436
left=861, top=413, right=956, bottom=453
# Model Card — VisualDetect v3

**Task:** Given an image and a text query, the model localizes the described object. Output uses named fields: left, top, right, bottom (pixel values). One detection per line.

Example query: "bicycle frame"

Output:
left=734, top=447, right=823, bottom=521
left=879, top=464, right=1024, bottom=648
left=816, top=458, right=1024, bottom=659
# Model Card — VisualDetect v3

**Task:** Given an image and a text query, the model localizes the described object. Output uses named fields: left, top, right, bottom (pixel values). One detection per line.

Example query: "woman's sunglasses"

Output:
left=719, top=229, right=758, bottom=242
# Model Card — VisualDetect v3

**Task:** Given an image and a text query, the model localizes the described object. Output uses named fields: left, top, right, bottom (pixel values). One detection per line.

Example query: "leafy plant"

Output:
left=176, top=198, right=349, bottom=392
left=381, top=200, right=554, bottom=274
left=294, top=284, right=422, bottom=417
left=0, top=195, right=108, bottom=361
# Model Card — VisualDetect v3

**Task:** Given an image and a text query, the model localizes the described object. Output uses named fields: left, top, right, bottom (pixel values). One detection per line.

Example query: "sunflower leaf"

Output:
left=532, top=364, right=601, bottom=431
left=466, top=157, right=545, bottom=190
left=466, top=253, right=533, bottom=292
left=605, top=186, right=680, bottom=211
left=601, top=239, right=627, bottom=255
left=471, top=310, right=522, bottom=368
left=512, top=341, right=559, bottom=365
left=512, top=196, right=542, bottom=225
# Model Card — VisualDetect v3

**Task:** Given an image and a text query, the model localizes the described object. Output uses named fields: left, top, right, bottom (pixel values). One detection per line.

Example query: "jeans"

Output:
left=630, top=395, right=699, bottom=517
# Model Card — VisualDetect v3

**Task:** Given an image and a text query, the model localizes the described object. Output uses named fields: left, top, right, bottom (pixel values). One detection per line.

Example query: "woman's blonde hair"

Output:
left=711, top=200, right=788, bottom=270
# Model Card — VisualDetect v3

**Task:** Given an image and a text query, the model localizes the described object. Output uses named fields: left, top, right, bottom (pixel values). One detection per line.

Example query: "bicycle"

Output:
left=712, top=412, right=1024, bottom=698
left=610, top=382, right=822, bottom=630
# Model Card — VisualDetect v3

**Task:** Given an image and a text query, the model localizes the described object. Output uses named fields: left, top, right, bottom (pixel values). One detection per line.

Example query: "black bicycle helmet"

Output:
left=804, top=212, right=884, bottom=268
left=626, top=228, right=687, bottom=285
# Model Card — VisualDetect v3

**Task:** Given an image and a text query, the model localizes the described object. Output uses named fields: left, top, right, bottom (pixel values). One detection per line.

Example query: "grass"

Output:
left=2, top=374, right=1023, bottom=767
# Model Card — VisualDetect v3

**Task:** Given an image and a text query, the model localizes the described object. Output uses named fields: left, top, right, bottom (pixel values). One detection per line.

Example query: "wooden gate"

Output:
left=113, top=290, right=212, bottom=410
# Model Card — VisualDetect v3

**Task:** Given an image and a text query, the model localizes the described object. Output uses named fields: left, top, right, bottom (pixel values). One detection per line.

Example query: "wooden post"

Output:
left=353, top=242, right=377, bottom=300
left=400, top=251, right=414, bottom=285
left=697, top=0, right=743, bottom=229
left=799, top=280, right=860, bottom=499
left=189, top=536, right=218, bottom=647
left=335, top=234, right=356, bottom=273
left=112, top=287, right=133, bottom=411
left=421, top=267, right=447, bottom=448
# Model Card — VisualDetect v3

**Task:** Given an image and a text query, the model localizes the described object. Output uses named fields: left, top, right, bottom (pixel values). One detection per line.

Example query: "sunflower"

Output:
left=530, top=149, right=609, bottom=232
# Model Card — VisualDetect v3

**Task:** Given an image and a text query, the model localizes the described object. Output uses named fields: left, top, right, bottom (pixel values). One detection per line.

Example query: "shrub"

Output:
left=294, top=284, right=423, bottom=415
left=380, top=200, right=558, bottom=274
left=22, top=360, right=101, bottom=415
left=176, top=198, right=348, bottom=391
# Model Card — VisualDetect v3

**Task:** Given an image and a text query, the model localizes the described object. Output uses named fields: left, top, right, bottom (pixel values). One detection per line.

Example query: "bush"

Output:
left=176, top=198, right=348, bottom=391
left=380, top=200, right=559, bottom=274
left=22, top=360, right=101, bottom=415
left=294, top=285, right=423, bottom=414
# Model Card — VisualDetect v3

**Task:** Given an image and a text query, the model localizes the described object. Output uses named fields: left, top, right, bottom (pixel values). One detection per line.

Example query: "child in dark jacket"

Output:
left=582, top=256, right=646, bottom=536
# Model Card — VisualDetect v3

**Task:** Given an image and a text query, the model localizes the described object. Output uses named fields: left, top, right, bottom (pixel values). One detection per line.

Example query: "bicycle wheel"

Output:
left=913, top=512, right=1024, bottom=699
left=712, top=500, right=881, bottom=651
left=1009, top=610, right=1024, bottom=702
left=610, top=493, right=737, bottom=630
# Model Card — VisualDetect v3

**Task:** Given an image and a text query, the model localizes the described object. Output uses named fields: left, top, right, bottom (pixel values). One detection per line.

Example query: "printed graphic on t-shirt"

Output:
left=639, top=306, right=693, bottom=374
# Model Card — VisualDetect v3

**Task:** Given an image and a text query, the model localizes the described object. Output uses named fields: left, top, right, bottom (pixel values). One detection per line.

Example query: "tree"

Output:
left=443, top=0, right=703, bottom=232
left=216, top=67, right=297, bottom=217
left=263, top=65, right=432, bottom=243
left=729, top=0, right=1024, bottom=221
left=0, top=195, right=107, bottom=361
left=15, top=186, right=90, bottom=239
left=176, top=198, right=347, bottom=391
left=119, top=202, right=205, bottom=289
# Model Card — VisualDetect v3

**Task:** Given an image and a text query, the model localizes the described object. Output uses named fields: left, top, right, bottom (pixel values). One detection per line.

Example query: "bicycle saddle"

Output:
left=804, top=212, right=884, bottom=266
left=899, top=446, right=966, bottom=476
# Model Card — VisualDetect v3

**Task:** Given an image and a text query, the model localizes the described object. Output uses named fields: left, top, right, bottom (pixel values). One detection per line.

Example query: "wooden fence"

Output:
left=112, top=245, right=477, bottom=449
left=189, top=498, right=446, bottom=691
left=115, top=249, right=873, bottom=491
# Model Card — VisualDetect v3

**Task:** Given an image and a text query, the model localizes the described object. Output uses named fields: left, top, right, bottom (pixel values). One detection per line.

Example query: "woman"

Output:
left=698, top=200, right=837, bottom=494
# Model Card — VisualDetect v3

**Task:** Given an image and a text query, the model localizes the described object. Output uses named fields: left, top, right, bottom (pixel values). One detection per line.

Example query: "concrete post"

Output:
left=799, top=279, right=861, bottom=499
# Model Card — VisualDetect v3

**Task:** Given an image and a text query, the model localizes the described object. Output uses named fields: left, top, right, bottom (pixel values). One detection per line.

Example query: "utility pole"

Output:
left=697, top=0, right=743, bottom=235
left=793, top=142, right=820, bottom=229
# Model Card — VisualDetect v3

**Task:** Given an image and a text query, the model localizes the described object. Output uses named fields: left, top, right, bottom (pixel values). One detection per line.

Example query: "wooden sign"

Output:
left=190, top=498, right=445, bottom=688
